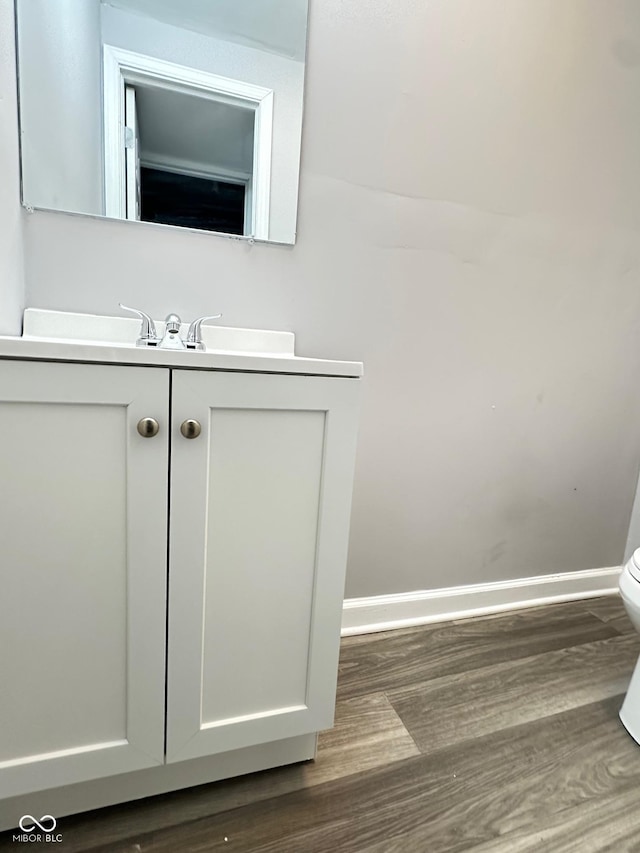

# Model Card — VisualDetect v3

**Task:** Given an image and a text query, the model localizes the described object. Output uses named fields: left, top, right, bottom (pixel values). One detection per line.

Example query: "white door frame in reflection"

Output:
left=102, top=45, right=274, bottom=239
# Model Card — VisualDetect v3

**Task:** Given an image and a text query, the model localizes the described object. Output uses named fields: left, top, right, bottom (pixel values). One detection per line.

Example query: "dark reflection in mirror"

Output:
left=141, top=168, right=246, bottom=235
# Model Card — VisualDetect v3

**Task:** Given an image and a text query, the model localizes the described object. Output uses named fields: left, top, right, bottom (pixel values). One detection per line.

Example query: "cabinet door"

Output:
left=0, top=361, right=169, bottom=798
left=167, top=371, right=360, bottom=762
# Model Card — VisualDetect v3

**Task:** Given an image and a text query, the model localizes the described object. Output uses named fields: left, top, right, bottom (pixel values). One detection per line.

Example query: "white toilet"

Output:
left=618, top=548, right=640, bottom=742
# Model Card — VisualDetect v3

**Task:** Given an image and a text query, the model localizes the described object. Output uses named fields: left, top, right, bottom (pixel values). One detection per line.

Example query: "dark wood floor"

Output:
left=3, top=595, right=640, bottom=852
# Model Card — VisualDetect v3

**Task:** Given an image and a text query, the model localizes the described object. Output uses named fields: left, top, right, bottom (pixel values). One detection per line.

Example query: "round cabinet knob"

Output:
left=180, top=419, right=202, bottom=439
left=137, top=417, right=159, bottom=437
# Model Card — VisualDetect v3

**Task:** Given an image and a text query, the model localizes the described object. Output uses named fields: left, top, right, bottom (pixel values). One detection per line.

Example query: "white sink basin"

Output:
left=0, top=309, right=363, bottom=378
left=22, top=308, right=295, bottom=356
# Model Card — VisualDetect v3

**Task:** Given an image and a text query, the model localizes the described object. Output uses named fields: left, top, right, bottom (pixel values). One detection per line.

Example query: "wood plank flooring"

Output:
left=2, top=595, right=640, bottom=852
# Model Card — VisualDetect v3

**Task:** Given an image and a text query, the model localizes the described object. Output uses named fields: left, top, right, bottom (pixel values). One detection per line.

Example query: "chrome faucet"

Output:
left=120, top=305, right=222, bottom=351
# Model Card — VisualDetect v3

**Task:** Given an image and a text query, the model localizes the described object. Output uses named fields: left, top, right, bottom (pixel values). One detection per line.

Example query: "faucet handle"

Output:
left=119, top=303, right=159, bottom=347
left=186, top=314, right=222, bottom=351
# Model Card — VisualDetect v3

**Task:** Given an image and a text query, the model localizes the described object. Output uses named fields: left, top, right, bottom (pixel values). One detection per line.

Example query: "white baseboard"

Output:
left=341, top=566, right=622, bottom=636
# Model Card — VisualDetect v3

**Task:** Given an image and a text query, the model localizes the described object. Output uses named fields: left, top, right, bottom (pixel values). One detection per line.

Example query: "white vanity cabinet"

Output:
left=0, top=357, right=360, bottom=813
left=0, top=360, right=169, bottom=799
left=167, top=370, right=360, bottom=762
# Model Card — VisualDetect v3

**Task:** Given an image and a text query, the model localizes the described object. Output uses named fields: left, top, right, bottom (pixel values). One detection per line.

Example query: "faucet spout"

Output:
left=161, top=313, right=186, bottom=349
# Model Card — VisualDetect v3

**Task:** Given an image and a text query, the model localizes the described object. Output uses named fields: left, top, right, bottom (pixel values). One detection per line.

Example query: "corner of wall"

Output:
left=0, top=0, right=25, bottom=335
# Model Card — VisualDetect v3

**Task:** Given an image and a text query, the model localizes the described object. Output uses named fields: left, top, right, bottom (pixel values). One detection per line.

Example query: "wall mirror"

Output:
left=14, top=0, right=309, bottom=244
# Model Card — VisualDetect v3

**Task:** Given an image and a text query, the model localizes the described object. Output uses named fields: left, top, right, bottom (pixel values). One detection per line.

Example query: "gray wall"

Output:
left=8, top=0, right=640, bottom=596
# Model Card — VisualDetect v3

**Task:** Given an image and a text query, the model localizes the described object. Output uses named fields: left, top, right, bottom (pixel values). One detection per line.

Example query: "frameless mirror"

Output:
left=14, top=0, right=309, bottom=244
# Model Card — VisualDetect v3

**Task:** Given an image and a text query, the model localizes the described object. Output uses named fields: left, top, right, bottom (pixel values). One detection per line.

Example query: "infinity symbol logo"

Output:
left=19, top=814, right=57, bottom=832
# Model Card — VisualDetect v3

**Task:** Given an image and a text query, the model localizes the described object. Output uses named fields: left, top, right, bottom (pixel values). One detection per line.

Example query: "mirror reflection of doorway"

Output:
left=104, top=45, right=273, bottom=239
left=123, top=82, right=254, bottom=235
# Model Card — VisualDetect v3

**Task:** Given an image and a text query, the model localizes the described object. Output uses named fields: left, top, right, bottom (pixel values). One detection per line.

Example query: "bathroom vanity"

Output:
left=0, top=310, right=362, bottom=830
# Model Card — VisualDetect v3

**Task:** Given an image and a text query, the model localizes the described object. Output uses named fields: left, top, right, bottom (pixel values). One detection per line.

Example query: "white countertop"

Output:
left=0, top=309, right=363, bottom=378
